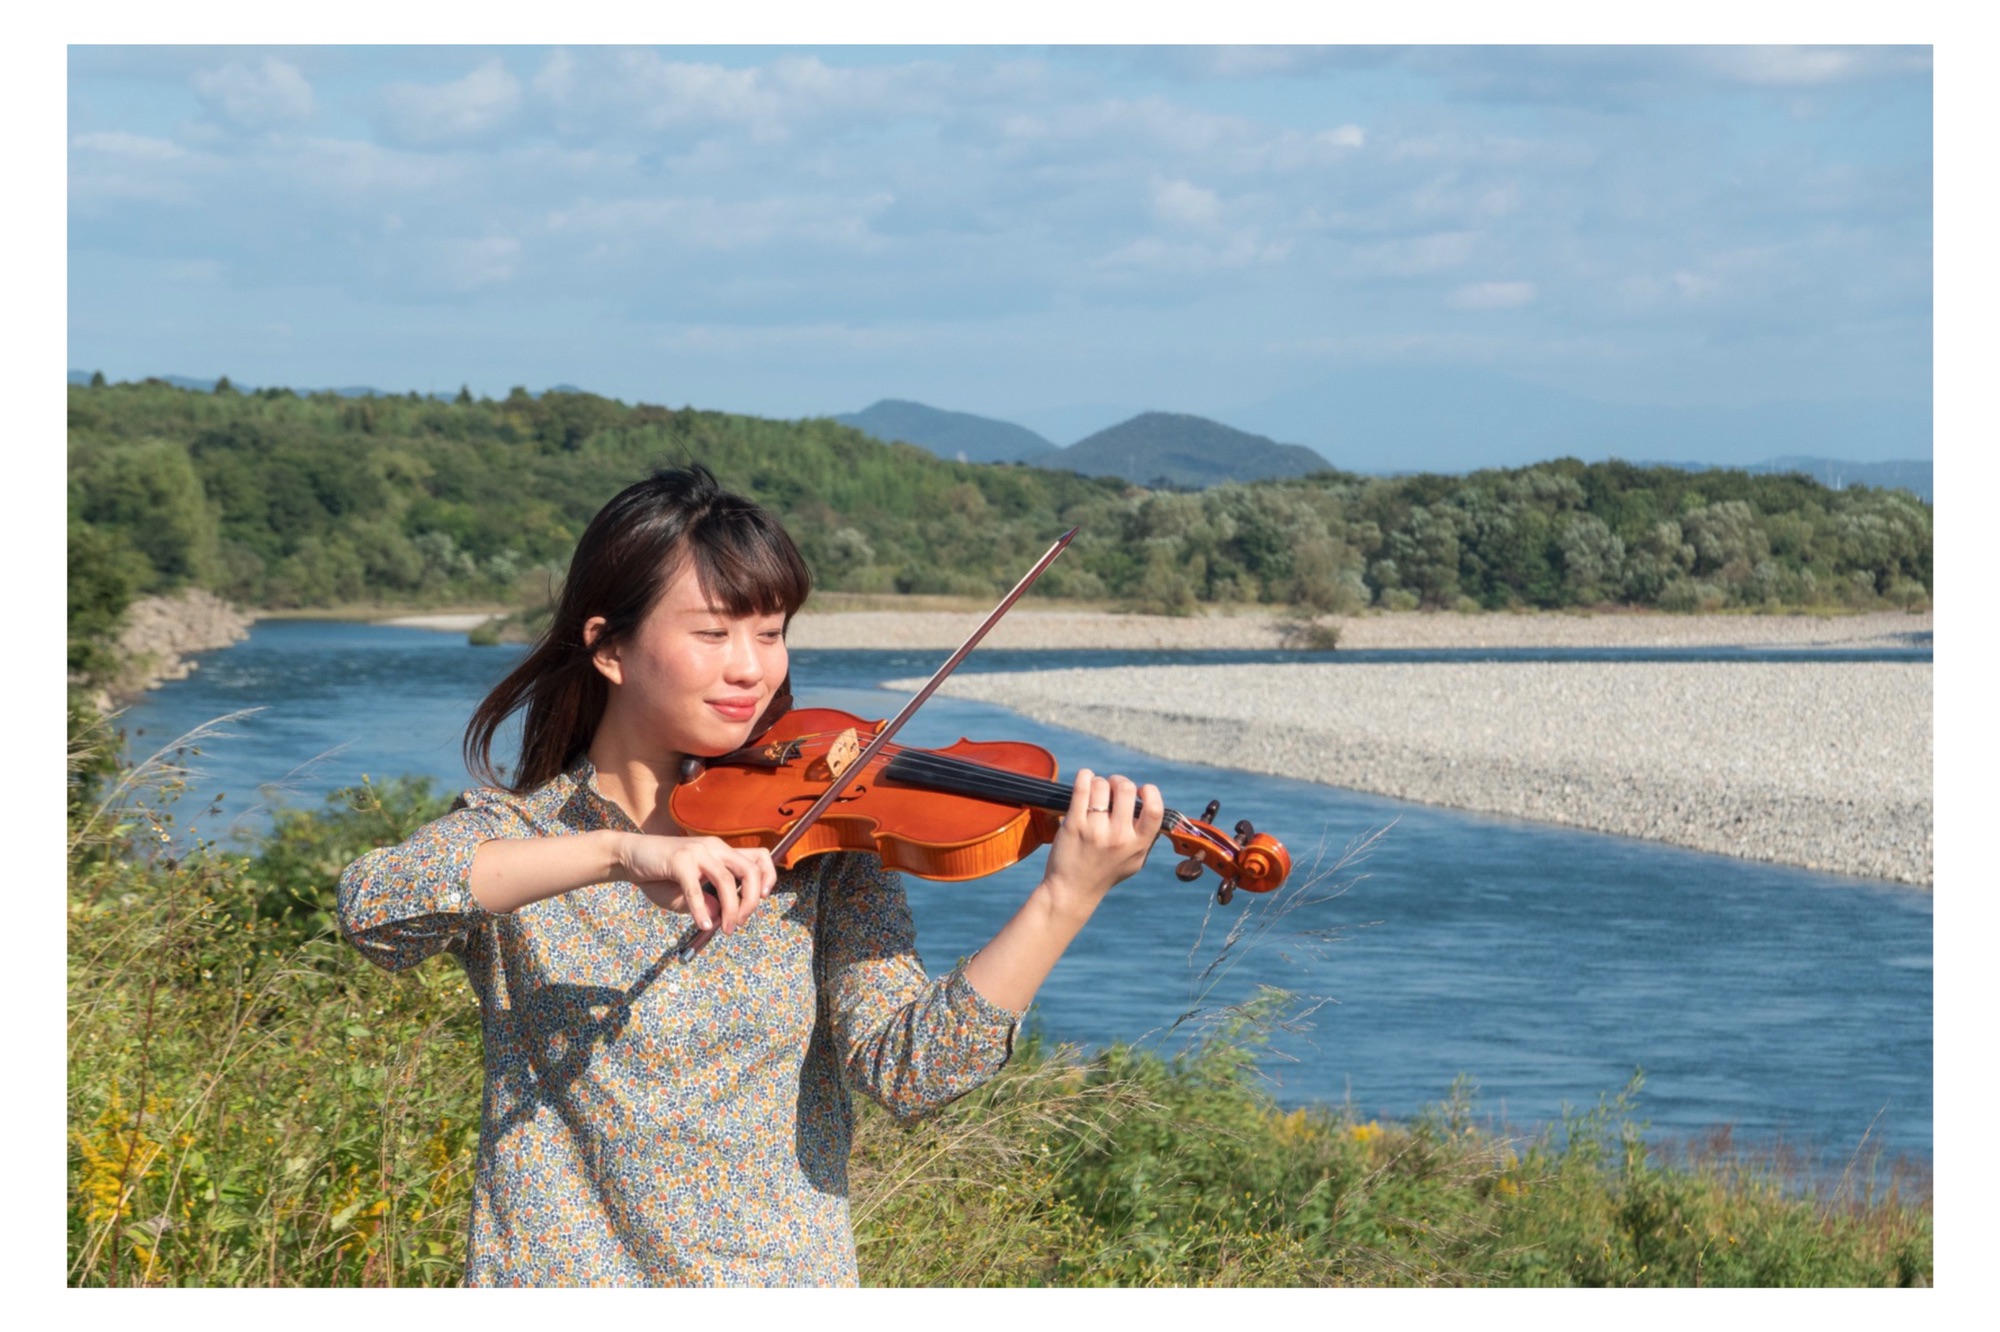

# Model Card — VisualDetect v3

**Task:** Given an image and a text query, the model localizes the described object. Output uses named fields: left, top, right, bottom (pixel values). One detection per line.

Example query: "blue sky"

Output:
left=67, top=43, right=1934, bottom=469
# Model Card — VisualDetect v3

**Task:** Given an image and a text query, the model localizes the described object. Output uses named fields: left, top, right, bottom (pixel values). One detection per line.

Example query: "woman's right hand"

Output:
left=616, top=833, right=778, bottom=936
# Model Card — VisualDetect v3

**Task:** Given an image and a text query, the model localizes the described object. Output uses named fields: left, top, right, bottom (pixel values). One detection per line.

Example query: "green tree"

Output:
left=70, top=441, right=219, bottom=588
left=67, top=523, right=151, bottom=680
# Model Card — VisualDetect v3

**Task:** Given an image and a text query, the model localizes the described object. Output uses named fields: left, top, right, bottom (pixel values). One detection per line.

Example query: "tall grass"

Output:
left=66, top=711, right=1930, bottom=1286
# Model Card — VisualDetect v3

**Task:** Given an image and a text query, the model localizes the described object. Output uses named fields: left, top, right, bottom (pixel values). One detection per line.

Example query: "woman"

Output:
left=337, top=464, right=1164, bottom=1286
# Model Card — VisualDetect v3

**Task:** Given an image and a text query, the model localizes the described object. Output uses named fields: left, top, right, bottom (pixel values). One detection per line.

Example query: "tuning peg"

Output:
left=1215, top=881, right=1237, bottom=905
left=1234, top=819, right=1256, bottom=842
left=1175, top=857, right=1206, bottom=882
left=1200, top=799, right=1221, bottom=824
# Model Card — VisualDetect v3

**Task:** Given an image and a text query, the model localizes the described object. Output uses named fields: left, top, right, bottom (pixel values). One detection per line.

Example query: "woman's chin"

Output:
left=687, top=720, right=757, bottom=757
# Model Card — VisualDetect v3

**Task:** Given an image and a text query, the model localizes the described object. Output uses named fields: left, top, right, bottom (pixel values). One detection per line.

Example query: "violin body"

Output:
left=669, top=706, right=1290, bottom=898
left=671, top=708, right=1066, bottom=880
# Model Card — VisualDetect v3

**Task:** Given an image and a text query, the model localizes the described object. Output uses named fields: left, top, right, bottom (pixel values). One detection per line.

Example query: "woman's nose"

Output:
left=723, top=628, right=765, bottom=682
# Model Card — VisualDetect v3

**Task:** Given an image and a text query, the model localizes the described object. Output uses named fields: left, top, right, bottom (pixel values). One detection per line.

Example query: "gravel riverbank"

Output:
left=792, top=607, right=1929, bottom=652
left=894, top=660, right=1933, bottom=887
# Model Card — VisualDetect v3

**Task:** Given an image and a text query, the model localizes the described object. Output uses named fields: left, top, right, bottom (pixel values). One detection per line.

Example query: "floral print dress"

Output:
left=336, top=759, right=1021, bottom=1286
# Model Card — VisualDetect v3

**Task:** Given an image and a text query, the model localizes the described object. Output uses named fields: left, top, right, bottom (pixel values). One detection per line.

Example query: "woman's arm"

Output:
left=816, top=769, right=1164, bottom=1121
left=960, top=769, right=1163, bottom=1013
left=468, top=830, right=775, bottom=935
left=337, top=798, right=516, bottom=971
left=338, top=799, right=780, bottom=972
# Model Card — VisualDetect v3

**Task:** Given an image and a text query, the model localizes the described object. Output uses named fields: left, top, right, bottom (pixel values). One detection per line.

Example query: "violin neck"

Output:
left=880, top=749, right=1186, bottom=830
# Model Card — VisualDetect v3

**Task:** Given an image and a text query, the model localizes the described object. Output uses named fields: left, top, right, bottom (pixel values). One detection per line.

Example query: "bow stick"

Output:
left=677, top=527, right=1078, bottom=960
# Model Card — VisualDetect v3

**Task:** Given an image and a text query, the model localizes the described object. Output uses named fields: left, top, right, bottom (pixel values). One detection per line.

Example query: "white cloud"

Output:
left=70, top=131, right=186, bottom=160
left=1097, top=225, right=1287, bottom=275
left=543, top=192, right=893, bottom=253
left=192, top=57, right=315, bottom=129
left=1352, top=231, right=1480, bottom=278
left=1151, top=178, right=1220, bottom=230
left=435, top=236, right=522, bottom=291
left=1672, top=270, right=1721, bottom=300
left=378, top=60, right=523, bottom=146
left=269, top=137, right=463, bottom=204
left=1697, top=46, right=1929, bottom=90
left=1448, top=281, right=1538, bottom=311
left=529, top=49, right=945, bottom=145
left=69, top=132, right=210, bottom=210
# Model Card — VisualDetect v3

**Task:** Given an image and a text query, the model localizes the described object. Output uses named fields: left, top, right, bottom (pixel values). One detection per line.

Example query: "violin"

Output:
left=669, top=706, right=1291, bottom=903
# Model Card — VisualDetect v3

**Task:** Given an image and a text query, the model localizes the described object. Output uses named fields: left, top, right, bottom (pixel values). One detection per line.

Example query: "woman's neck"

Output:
left=585, top=731, right=685, bottom=835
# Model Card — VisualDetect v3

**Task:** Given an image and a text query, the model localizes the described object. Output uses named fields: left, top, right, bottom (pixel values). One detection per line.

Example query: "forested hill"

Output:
left=1047, top=411, right=1334, bottom=488
left=67, top=380, right=1931, bottom=683
left=836, top=399, right=1058, bottom=464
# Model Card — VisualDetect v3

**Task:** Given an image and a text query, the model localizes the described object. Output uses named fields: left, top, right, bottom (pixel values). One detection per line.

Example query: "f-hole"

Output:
left=778, top=784, right=868, bottom=818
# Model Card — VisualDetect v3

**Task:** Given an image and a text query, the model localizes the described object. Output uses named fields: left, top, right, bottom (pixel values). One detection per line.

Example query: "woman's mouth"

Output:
left=707, top=697, right=760, bottom=723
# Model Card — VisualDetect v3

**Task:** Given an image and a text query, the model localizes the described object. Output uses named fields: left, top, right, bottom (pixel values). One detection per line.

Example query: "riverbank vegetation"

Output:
left=68, top=710, right=1931, bottom=1287
left=67, top=380, right=1930, bottom=691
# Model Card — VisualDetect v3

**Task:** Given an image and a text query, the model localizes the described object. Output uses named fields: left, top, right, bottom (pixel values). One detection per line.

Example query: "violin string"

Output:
left=753, top=728, right=1067, bottom=805
left=882, top=749, right=1072, bottom=808
left=766, top=733, right=1212, bottom=842
left=732, top=728, right=1221, bottom=853
left=876, top=750, right=1215, bottom=851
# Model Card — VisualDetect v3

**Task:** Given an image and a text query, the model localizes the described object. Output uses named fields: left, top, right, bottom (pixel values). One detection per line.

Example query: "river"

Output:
left=116, top=619, right=1934, bottom=1175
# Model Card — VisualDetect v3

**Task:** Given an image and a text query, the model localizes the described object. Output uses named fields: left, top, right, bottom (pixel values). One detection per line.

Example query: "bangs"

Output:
left=683, top=505, right=814, bottom=622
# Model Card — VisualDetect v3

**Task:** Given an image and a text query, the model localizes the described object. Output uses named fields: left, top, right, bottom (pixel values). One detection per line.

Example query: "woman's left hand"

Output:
left=1039, top=768, right=1165, bottom=924
left=960, top=768, right=1166, bottom=1014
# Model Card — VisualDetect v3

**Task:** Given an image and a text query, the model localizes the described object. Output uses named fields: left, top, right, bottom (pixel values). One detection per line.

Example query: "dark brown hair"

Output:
left=463, top=464, right=812, bottom=792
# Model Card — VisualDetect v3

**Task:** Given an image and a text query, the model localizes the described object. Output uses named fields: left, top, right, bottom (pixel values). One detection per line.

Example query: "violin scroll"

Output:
left=1161, top=799, right=1291, bottom=905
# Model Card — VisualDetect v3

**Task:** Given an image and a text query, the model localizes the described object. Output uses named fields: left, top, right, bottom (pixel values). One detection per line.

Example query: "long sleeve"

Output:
left=814, top=853, right=1022, bottom=1122
left=335, top=791, right=519, bottom=972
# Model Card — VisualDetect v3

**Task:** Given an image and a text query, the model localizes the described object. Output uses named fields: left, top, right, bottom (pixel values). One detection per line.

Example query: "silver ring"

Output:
left=1087, top=805, right=1111, bottom=813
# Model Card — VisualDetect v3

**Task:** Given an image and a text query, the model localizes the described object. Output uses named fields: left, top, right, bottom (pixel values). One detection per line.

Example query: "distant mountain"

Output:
left=835, top=399, right=1058, bottom=464
left=1038, top=411, right=1333, bottom=488
left=1657, top=455, right=1932, bottom=504
left=1226, top=366, right=1932, bottom=477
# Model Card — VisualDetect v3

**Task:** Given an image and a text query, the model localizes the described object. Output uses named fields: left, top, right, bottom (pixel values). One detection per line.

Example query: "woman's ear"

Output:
left=583, top=616, right=623, bottom=685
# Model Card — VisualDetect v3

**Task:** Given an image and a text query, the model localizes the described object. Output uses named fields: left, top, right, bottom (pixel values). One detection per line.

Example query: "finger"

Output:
left=704, top=857, right=745, bottom=933
left=749, top=850, right=778, bottom=911
left=1138, top=783, right=1166, bottom=839
left=1105, top=774, right=1139, bottom=824
left=1067, top=768, right=1097, bottom=822
left=675, top=865, right=714, bottom=932
left=718, top=850, right=770, bottom=926
left=1087, top=775, right=1113, bottom=828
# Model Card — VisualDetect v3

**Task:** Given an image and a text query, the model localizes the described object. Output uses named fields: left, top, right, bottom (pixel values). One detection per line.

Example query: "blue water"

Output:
left=116, top=620, right=1934, bottom=1168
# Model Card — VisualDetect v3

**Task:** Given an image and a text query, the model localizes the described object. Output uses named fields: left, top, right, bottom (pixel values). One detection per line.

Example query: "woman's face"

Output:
left=587, top=562, right=789, bottom=762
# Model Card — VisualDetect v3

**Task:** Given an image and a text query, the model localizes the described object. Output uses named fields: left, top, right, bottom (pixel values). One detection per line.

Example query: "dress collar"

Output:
left=559, top=754, right=640, bottom=832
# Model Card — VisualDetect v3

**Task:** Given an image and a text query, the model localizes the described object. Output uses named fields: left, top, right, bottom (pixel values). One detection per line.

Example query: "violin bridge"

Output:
left=823, top=728, right=865, bottom=780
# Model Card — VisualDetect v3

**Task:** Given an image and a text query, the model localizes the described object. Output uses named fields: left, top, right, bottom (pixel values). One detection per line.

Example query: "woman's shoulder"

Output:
left=451, top=765, right=603, bottom=832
